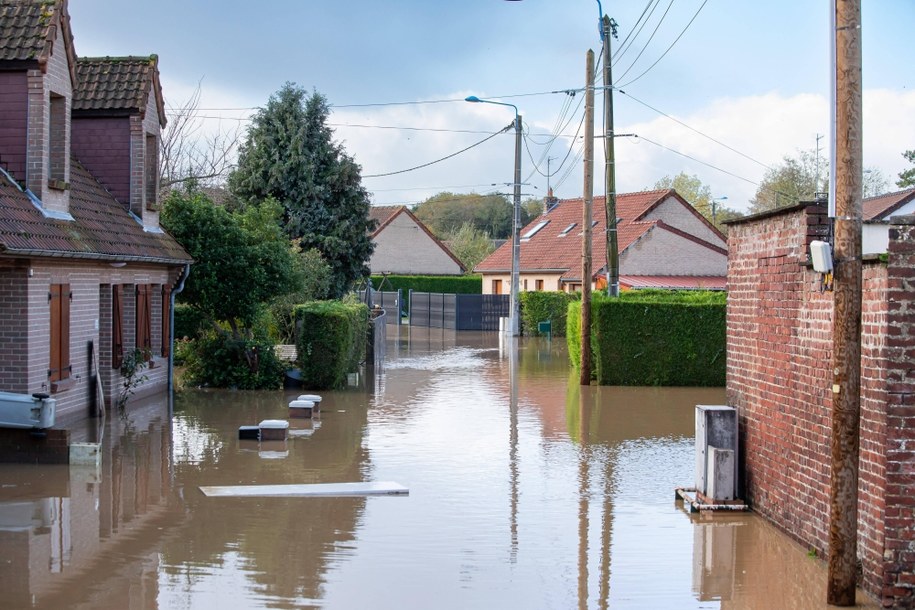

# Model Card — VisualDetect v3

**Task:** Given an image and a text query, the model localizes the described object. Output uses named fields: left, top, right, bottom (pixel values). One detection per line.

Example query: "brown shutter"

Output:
left=49, top=285, right=61, bottom=381
left=136, top=285, right=152, bottom=358
left=113, top=285, right=123, bottom=369
left=161, top=286, right=172, bottom=358
left=61, top=284, right=70, bottom=380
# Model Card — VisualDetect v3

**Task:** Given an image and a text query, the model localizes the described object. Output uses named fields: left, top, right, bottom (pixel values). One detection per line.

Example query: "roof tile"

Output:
left=863, top=187, right=915, bottom=221
left=0, top=1, right=58, bottom=63
left=73, top=56, right=155, bottom=113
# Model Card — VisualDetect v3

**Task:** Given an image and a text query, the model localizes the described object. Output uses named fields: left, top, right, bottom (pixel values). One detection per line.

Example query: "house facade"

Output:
left=368, top=205, right=465, bottom=276
left=475, top=189, right=727, bottom=294
left=862, top=187, right=915, bottom=254
left=0, top=0, right=191, bottom=430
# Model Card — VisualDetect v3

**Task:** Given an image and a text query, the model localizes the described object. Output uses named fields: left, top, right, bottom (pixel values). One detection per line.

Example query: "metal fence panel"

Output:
left=410, top=292, right=508, bottom=331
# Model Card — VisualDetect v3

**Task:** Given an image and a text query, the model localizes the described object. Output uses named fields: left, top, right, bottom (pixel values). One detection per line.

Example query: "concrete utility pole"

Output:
left=580, top=49, right=595, bottom=385
left=511, top=113, right=523, bottom=336
left=601, top=15, right=619, bottom=297
left=827, top=0, right=863, bottom=605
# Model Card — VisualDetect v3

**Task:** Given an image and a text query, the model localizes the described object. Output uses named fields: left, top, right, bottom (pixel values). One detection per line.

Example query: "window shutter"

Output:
left=113, top=285, right=123, bottom=369
left=61, top=285, right=70, bottom=380
left=48, top=284, right=71, bottom=382
left=136, top=284, right=152, bottom=358
left=49, top=285, right=61, bottom=381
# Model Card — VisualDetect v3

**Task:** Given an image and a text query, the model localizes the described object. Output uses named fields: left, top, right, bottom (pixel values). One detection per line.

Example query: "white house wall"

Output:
left=620, top=229, right=726, bottom=276
left=370, top=213, right=462, bottom=275
left=640, top=196, right=726, bottom=247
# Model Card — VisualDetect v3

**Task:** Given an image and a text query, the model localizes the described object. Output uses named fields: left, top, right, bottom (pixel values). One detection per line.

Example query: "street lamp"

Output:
left=711, top=196, right=728, bottom=224
left=466, top=95, right=522, bottom=337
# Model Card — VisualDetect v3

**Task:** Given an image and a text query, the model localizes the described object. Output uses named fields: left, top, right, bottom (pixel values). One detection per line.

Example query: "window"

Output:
left=536, top=279, right=544, bottom=291
left=161, top=285, right=171, bottom=358
left=492, top=279, right=502, bottom=295
left=521, top=221, right=549, bottom=241
left=112, top=285, right=123, bottom=369
left=523, top=279, right=528, bottom=291
left=136, top=284, right=152, bottom=359
left=145, top=134, right=158, bottom=209
left=49, top=284, right=71, bottom=384
left=559, top=223, right=576, bottom=236
left=49, top=93, right=66, bottom=185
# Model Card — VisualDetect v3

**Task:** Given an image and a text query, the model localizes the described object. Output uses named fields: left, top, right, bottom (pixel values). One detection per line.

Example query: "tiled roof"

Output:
left=475, top=190, right=726, bottom=281
left=73, top=56, right=166, bottom=127
left=863, top=187, right=915, bottom=221
left=0, top=159, right=191, bottom=263
left=0, top=0, right=77, bottom=82
left=368, top=205, right=402, bottom=236
left=620, top=275, right=726, bottom=290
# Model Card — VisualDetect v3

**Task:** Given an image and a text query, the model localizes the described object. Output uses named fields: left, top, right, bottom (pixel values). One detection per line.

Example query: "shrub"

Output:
left=182, top=330, right=285, bottom=390
left=295, top=301, right=369, bottom=389
left=174, top=304, right=209, bottom=339
left=520, top=291, right=572, bottom=337
left=567, top=290, right=725, bottom=386
left=370, top=274, right=482, bottom=295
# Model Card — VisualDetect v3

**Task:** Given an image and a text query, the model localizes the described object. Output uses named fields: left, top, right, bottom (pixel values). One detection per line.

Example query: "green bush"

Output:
left=520, top=291, right=572, bottom=337
left=174, top=304, right=210, bottom=339
left=182, top=330, right=285, bottom=390
left=295, top=301, right=369, bottom=389
left=567, top=290, right=725, bottom=386
left=370, top=275, right=482, bottom=295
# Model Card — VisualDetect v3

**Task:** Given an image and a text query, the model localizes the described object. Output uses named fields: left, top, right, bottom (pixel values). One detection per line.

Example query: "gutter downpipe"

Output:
left=168, top=263, right=190, bottom=406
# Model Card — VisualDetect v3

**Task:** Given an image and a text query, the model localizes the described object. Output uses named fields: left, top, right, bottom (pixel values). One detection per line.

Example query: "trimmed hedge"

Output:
left=520, top=291, right=573, bottom=337
left=294, top=301, right=369, bottom=389
left=182, top=330, right=285, bottom=390
left=567, top=290, right=726, bottom=386
left=370, top=274, right=482, bottom=295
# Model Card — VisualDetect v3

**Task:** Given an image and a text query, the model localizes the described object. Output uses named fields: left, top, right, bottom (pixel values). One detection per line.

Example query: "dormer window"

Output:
left=48, top=92, right=67, bottom=189
left=145, top=133, right=158, bottom=209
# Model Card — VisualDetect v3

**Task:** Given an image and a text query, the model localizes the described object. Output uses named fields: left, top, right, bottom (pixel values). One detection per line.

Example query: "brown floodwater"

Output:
left=0, top=328, right=877, bottom=609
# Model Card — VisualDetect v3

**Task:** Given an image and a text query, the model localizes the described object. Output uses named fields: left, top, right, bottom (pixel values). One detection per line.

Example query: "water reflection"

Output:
left=0, top=328, right=878, bottom=609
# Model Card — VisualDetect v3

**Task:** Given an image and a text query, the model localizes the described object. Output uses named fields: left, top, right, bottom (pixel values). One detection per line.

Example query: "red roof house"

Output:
left=862, top=187, right=915, bottom=254
left=474, top=189, right=727, bottom=293
left=0, top=0, right=191, bottom=426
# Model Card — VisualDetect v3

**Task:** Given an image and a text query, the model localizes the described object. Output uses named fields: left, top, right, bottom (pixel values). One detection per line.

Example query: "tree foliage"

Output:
left=898, top=150, right=915, bottom=188
left=228, top=83, right=374, bottom=297
left=444, top=222, right=494, bottom=272
left=413, top=192, right=536, bottom=239
left=161, top=186, right=297, bottom=332
left=749, top=149, right=824, bottom=214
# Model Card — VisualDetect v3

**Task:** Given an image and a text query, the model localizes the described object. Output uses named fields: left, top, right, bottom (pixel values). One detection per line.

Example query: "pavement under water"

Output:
left=0, top=327, right=877, bottom=609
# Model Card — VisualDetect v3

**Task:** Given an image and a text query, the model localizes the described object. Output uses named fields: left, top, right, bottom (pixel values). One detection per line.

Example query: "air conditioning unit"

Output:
left=695, top=405, right=738, bottom=502
left=0, top=392, right=56, bottom=429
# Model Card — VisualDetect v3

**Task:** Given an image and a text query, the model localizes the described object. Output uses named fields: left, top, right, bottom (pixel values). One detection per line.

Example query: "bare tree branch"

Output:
left=160, top=79, right=243, bottom=189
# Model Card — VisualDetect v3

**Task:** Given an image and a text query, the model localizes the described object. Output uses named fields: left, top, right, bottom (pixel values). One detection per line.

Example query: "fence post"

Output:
left=408, top=289, right=414, bottom=326
left=397, top=288, right=403, bottom=325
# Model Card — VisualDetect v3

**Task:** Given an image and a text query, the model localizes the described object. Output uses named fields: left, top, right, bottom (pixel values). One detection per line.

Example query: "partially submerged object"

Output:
left=0, top=392, right=55, bottom=430
left=199, top=481, right=409, bottom=498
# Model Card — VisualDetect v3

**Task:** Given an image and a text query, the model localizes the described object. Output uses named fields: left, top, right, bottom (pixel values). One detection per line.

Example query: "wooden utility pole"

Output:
left=601, top=15, right=619, bottom=297
left=827, top=0, right=863, bottom=605
left=580, top=49, right=595, bottom=385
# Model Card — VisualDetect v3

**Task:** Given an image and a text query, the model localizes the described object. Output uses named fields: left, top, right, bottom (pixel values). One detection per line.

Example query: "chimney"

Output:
left=544, top=187, right=559, bottom=214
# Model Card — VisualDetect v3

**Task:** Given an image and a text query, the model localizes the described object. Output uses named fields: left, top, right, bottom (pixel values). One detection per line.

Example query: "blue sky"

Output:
left=71, top=1, right=915, bottom=211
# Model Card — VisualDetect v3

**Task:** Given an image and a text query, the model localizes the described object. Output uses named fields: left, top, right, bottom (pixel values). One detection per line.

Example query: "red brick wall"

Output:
left=727, top=205, right=915, bottom=606
left=0, top=71, right=28, bottom=180
left=882, top=217, right=915, bottom=606
left=0, top=266, right=29, bottom=393
left=71, top=117, right=131, bottom=205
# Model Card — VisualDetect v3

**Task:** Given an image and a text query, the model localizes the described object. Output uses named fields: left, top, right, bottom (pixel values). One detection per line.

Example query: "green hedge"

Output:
left=182, top=330, right=285, bottom=390
left=174, top=303, right=210, bottom=339
left=294, top=301, right=369, bottom=389
left=520, top=291, right=573, bottom=337
left=370, top=275, right=482, bottom=295
left=567, top=290, right=725, bottom=386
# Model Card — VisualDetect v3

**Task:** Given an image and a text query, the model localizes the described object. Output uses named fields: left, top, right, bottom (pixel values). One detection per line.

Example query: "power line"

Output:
left=615, top=0, right=674, bottom=81
left=362, top=124, right=511, bottom=179
left=370, top=183, right=498, bottom=193
left=612, top=0, right=659, bottom=64
left=617, top=89, right=772, bottom=169
left=618, top=0, right=709, bottom=88
left=635, top=134, right=762, bottom=188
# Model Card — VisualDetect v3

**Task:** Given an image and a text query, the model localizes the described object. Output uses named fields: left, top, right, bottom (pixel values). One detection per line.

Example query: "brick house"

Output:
left=368, top=205, right=465, bottom=276
left=726, top=202, right=915, bottom=606
left=0, top=0, right=191, bottom=429
left=474, top=189, right=727, bottom=294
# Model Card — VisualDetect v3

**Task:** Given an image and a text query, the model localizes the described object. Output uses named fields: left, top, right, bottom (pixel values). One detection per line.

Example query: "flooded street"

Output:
left=0, top=329, right=876, bottom=609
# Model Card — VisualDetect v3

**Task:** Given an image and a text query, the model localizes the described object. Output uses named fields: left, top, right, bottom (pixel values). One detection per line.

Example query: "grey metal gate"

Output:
left=409, top=291, right=508, bottom=331
left=357, top=289, right=403, bottom=325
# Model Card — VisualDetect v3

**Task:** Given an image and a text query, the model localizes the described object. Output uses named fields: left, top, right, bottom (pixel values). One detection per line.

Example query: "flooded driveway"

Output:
left=0, top=328, right=876, bottom=608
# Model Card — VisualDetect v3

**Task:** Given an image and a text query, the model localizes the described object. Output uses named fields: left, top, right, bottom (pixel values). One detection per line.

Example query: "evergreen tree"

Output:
left=898, top=150, right=915, bottom=188
left=229, top=83, right=374, bottom=297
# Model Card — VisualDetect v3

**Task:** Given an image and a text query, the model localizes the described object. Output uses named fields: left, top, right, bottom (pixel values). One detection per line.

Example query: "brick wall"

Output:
left=0, top=266, right=29, bottom=393
left=0, top=428, right=70, bottom=464
left=71, top=117, right=131, bottom=205
left=727, top=205, right=915, bottom=606
left=0, top=70, right=28, bottom=180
